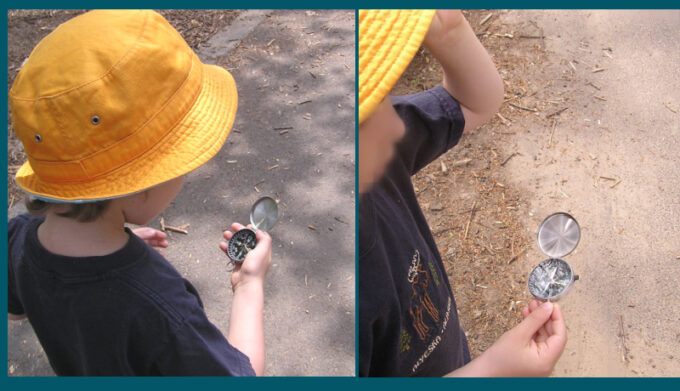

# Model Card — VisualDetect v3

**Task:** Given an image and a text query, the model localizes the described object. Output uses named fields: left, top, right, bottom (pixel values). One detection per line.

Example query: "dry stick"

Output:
left=549, top=119, right=557, bottom=146
left=587, top=81, right=602, bottom=90
left=496, top=112, right=511, bottom=125
left=507, top=247, right=528, bottom=264
left=165, top=225, right=188, bottom=234
left=610, top=179, right=622, bottom=189
left=160, top=217, right=166, bottom=232
left=274, top=126, right=293, bottom=130
left=480, top=13, right=493, bottom=26
left=508, top=102, right=538, bottom=112
left=592, top=67, right=606, bottom=73
left=663, top=103, right=678, bottom=114
left=501, top=152, right=520, bottom=167
left=519, top=35, right=544, bottom=39
left=594, top=96, right=608, bottom=101
left=463, top=201, right=477, bottom=241
left=618, top=314, right=629, bottom=363
left=546, top=107, right=568, bottom=119
left=452, top=158, right=472, bottom=168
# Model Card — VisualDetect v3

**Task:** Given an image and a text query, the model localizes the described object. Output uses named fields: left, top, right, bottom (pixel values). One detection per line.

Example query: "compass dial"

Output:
left=227, top=229, right=257, bottom=262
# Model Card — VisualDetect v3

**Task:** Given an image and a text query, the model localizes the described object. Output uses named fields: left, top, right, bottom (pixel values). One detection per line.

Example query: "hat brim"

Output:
left=359, top=10, right=436, bottom=124
left=15, top=64, right=237, bottom=202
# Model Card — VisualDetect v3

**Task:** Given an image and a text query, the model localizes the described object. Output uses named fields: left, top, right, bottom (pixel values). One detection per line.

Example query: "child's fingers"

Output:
left=529, top=299, right=540, bottom=312
left=222, top=230, right=234, bottom=240
left=219, top=241, right=228, bottom=252
left=522, top=305, right=530, bottom=319
left=230, top=222, right=246, bottom=233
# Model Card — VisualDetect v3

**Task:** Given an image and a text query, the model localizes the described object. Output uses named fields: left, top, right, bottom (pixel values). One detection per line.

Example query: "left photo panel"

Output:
left=7, top=10, right=355, bottom=376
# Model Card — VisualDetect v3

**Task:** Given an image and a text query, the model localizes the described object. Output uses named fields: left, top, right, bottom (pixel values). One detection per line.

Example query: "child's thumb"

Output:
left=518, top=301, right=553, bottom=339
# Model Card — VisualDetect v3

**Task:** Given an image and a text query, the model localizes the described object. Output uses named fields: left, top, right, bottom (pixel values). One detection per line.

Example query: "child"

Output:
left=358, top=10, right=567, bottom=377
left=7, top=10, right=271, bottom=376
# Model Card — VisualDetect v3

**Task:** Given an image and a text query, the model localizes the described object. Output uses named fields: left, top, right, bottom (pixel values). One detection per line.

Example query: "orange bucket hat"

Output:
left=9, top=10, right=238, bottom=202
left=358, top=9, right=435, bottom=124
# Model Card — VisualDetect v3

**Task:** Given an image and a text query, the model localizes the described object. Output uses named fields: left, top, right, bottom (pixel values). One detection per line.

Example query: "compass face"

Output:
left=227, top=229, right=257, bottom=262
left=528, top=258, right=574, bottom=300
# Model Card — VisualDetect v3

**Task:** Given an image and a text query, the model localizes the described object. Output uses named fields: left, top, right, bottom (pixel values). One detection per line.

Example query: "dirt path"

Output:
left=403, top=10, right=678, bottom=376
left=497, top=10, right=679, bottom=376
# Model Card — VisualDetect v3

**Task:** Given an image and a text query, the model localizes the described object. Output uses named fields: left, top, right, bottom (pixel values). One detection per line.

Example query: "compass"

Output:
left=226, top=196, right=279, bottom=263
left=528, top=212, right=580, bottom=301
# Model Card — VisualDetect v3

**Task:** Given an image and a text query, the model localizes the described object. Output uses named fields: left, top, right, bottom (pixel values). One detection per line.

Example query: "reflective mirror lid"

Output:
left=537, top=212, right=580, bottom=258
left=250, top=196, right=279, bottom=232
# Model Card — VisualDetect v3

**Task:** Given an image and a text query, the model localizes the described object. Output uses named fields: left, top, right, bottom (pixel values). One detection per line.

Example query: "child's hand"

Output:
left=479, top=300, right=567, bottom=376
left=219, top=223, right=272, bottom=291
left=132, top=227, right=169, bottom=253
left=423, top=10, right=467, bottom=50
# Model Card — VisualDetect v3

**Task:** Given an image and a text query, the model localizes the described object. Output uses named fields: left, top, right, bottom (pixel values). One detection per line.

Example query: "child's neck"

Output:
left=37, top=208, right=130, bottom=258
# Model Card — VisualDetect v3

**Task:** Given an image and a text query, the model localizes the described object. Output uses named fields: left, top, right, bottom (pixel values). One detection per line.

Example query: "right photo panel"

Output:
left=358, top=9, right=679, bottom=377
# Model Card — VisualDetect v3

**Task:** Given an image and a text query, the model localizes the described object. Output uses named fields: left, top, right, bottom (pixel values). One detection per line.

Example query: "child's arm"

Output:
left=423, top=10, right=504, bottom=133
left=447, top=300, right=567, bottom=377
left=219, top=223, right=272, bottom=376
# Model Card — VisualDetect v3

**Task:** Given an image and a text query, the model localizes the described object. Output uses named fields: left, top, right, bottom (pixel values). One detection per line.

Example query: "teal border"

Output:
left=4, top=3, right=680, bottom=386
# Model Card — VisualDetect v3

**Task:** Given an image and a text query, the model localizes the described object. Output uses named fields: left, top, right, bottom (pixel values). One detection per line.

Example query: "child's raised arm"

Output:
left=424, top=10, right=504, bottom=133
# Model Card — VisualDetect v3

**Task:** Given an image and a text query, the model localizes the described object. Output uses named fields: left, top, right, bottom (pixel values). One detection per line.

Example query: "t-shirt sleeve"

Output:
left=7, top=215, right=28, bottom=315
left=153, top=308, right=256, bottom=376
left=391, top=85, right=466, bottom=176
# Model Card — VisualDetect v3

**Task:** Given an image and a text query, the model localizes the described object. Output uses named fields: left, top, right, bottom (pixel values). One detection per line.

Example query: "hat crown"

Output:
left=9, top=10, right=202, bottom=184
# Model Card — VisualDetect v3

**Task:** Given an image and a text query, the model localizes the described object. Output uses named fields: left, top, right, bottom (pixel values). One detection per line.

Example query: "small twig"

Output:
left=279, top=129, right=289, bottom=135
left=594, top=95, right=608, bottom=101
left=549, top=119, right=557, bottom=145
left=569, top=61, right=577, bottom=71
left=267, top=164, right=279, bottom=170
left=274, top=126, right=293, bottom=131
left=508, top=102, right=538, bottom=112
left=618, top=314, right=629, bottom=363
left=334, top=216, right=348, bottom=224
left=165, top=225, right=188, bottom=234
left=663, top=103, right=677, bottom=114
left=307, top=225, right=317, bottom=231
left=587, top=81, right=602, bottom=90
left=519, top=34, right=544, bottom=39
left=546, top=107, right=568, bottom=119
left=463, top=201, right=477, bottom=241
left=508, top=247, right=528, bottom=264
left=452, top=158, right=472, bottom=168
left=599, top=176, right=618, bottom=181
left=592, top=67, right=606, bottom=73
left=496, top=112, right=511, bottom=126
left=480, top=13, right=493, bottom=26
left=160, top=217, right=166, bottom=231
left=298, top=100, right=311, bottom=105
left=178, top=223, right=190, bottom=230
left=501, top=152, right=520, bottom=167
left=610, top=179, right=622, bottom=189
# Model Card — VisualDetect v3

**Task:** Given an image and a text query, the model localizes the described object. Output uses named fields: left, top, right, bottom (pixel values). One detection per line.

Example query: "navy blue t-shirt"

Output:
left=359, top=86, right=471, bottom=377
left=7, top=214, right=255, bottom=376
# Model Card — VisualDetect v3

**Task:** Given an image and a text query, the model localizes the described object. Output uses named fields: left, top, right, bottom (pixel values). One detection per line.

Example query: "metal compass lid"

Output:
left=249, top=196, right=279, bottom=232
left=536, top=212, right=580, bottom=258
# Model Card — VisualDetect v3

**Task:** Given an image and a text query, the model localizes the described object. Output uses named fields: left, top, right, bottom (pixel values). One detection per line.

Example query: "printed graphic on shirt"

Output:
left=400, top=329, right=412, bottom=352
left=406, top=249, right=453, bottom=374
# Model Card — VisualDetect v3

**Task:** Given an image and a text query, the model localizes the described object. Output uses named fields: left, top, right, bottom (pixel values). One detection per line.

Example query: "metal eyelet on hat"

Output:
left=34, top=134, right=42, bottom=143
left=90, top=115, right=100, bottom=125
